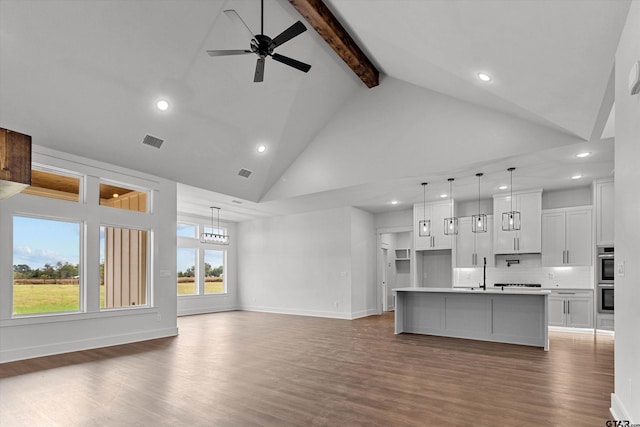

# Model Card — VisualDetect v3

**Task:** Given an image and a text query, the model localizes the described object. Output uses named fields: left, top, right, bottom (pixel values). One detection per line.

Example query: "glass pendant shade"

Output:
left=501, top=168, right=521, bottom=231
left=419, top=182, right=431, bottom=237
left=472, top=213, right=488, bottom=233
left=472, top=172, right=487, bottom=233
left=200, top=207, right=230, bottom=245
left=444, top=216, right=458, bottom=235
left=502, top=210, right=521, bottom=231
left=419, top=219, right=431, bottom=237
left=443, top=178, right=458, bottom=235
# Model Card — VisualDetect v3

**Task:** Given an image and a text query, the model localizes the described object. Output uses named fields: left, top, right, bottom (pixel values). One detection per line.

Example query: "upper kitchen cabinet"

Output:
left=493, top=190, right=542, bottom=254
left=595, top=179, right=614, bottom=246
left=413, top=201, right=453, bottom=250
left=0, top=128, right=32, bottom=199
left=542, top=207, right=592, bottom=266
left=456, top=216, right=494, bottom=267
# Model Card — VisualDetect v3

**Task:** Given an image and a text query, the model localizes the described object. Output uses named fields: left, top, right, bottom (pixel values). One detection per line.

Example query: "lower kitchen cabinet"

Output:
left=548, top=290, right=593, bottom=328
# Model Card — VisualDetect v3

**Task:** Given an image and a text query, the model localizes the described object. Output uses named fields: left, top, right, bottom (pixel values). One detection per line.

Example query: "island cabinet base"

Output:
left=394, top=289, right=549, bottom=350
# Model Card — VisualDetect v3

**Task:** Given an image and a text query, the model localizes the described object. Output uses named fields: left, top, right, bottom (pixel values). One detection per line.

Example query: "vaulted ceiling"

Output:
left=0, top=0, right=630, bottom=221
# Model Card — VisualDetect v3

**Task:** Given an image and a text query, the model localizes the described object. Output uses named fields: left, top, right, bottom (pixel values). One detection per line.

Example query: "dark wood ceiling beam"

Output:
left=288, top=0, right=379, bottom=88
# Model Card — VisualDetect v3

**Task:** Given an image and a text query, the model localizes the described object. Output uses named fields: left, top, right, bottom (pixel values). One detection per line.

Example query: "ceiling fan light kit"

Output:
left=206, top=0, right=311, bottom=82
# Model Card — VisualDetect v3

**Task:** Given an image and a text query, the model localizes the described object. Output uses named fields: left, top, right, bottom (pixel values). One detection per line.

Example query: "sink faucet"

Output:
left=480, top=257, right=487, bottom=291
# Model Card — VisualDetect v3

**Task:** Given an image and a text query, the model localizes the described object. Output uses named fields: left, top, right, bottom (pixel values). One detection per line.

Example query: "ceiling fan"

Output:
left=206, top=0, right=312, bottom=82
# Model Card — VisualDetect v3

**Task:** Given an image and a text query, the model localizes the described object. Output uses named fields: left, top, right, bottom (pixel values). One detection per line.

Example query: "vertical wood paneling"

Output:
left=103, top=227, right=147, bottom=308
left=121, top=229, right=130, bottom=306
left=101, top=192, right=146, bottom=212
left=113, top=228, right=122, bottom=307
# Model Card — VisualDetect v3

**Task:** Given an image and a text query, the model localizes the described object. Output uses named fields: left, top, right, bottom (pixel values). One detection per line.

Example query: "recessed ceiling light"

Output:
left=257, top=145, right=267, bottom=153
left=571, top=175, right=583, bottom=180
left=113, top=193, right=119, bottom=198
left=477, top=72, right=492, bottom=82
left=576, top=152, right=591, bottom=158
left=499, top=185, right=508, bottom=190
left=391, top=200, right=398, bottom=205
left=440, top=194, right=447, bottom=198
left=156, top=99, right=169, bottom=111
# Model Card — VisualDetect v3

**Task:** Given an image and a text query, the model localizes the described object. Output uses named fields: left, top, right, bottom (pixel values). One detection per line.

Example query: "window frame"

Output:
left=11, top=214, right=84, bottom=317
left=176, top=219, right=228, bottom=297
left=1, top=157, right=159, bottom=321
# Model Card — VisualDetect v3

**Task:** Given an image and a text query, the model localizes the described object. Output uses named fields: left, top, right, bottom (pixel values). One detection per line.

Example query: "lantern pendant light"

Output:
left=501, top=167, right=521, bottom=231
left=444, top=178, right=458, bottom=235
left=418, top=182, right=431, bottom=237
left=472, top=173, right=488, bottom=233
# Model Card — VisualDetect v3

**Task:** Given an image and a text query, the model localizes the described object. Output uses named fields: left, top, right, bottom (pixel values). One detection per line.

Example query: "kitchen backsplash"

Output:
left=453, top=265, right=593, bottom=289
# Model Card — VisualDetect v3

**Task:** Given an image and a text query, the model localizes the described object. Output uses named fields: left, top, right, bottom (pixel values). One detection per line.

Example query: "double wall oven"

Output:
left=597, top=247, right=614, bottom=313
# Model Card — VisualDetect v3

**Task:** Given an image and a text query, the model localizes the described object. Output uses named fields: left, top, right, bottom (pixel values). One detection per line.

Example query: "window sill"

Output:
left=1, top=306, right=159, bottom=327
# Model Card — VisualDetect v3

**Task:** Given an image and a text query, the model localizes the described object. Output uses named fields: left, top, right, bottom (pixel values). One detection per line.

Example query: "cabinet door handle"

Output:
left=567, top=301, right=570, bottom=315
left=566, top=250, right=569, bottom=264
left=517, top=237, right=520, bottom=251
left=562, top=250, right=566, bottom=264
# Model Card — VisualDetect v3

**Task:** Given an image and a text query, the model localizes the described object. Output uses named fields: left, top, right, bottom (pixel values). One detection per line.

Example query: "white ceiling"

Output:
left=0, top=0, right=629, bottom=222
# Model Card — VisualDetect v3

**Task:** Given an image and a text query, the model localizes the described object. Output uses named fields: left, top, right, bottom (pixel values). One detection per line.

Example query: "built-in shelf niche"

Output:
left=395, top=248, right=411, bottom=261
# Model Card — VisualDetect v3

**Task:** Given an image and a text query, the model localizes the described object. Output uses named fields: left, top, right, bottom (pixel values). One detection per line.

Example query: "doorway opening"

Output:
left=379, top=231, right=412, bottom=312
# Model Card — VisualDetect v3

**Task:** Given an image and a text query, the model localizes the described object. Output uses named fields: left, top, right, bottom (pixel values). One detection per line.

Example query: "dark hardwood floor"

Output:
left=0, top=311, right=614, bottom=426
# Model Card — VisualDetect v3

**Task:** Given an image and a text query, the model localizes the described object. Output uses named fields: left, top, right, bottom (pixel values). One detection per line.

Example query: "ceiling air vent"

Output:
left=238, top=168, right=253, bottom=178
left=141, top=134, right=164, bottom=149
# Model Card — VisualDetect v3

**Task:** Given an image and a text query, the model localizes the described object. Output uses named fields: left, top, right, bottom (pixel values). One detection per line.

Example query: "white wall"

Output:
left=374, top=208, right=412, bottom=230
left=176, top=213, right=238, bottom=316
left=542, top=186, right=592, bottom=209
left=612, top=2, right=640, bottom=421
left=0, top=146, right=178, bottom=363
left=264, top=77, right=586, bottom=202
left=237, top=207, right=354, bottom=318
left=349, top=208, right=377, bottom=318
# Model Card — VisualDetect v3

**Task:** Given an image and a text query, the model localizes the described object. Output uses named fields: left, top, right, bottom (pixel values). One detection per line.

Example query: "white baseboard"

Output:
left=0, top=327, right=178, bottom=364
left=596, top=329, right=615, bottom=336
left=238, top=305, right=378, bottom=320
left=610, top=393, right=633, bottom=423
left=178, top=305, right=238, bottom=317
left=350, top=308, right=379, bottom=319
left=548, top=326, right=595, bottom=334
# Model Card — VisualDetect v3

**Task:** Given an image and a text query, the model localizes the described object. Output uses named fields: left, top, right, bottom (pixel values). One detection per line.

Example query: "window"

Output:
left=177, top=248, right=197, bottom=295
left=100, top=226, right=148, bottom=309
left=12, top=216, right=81, bottom=315
left=177, top=223, right=197, bottom=238
left=99, top=181, right=147, bottom=212
left=177, top=218, right=228, bottom=297
left=204, top=250, right=225, bottom=294
left=22, top=168, right=81, bottom=202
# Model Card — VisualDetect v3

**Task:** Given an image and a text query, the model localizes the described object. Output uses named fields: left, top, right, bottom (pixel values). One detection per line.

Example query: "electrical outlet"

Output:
left=548, top=272, right=554, bottom=280
left=617, top=261, right=625, bottom=277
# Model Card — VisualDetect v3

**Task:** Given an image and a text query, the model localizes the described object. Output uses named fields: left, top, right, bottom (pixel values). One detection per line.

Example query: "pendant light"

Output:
left=501, top=167, right=521, bottom=231
left=418, top=182, right=431, bottom=237
left=444, top=178, right=458, bottom=235
left=472, top=173, right=488, bottom=233
left=200, top=207, right=229, bottom=245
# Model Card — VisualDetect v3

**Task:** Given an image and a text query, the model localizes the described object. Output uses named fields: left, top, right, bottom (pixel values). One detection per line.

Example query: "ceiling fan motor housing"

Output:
left=252, top=35, right=274, bottom=57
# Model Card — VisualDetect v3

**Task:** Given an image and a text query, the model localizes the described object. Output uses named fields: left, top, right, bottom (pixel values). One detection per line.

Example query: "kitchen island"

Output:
left=394, top=287, right=550, bottom=350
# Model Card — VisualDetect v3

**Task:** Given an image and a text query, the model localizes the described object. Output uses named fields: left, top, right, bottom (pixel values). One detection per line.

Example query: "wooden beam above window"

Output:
left=288, top=0, right=379, bottom=88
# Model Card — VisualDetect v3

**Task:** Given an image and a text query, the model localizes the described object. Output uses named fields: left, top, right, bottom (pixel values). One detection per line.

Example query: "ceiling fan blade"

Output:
left=254, top=57, right=265, bottom=82
left=269, top=21, right=307, bottom=48
left=223, top=9, right=256, bottom=40
left=206, top=49, right=252, bottom=57
left=271, top=53, right=311, bottom=73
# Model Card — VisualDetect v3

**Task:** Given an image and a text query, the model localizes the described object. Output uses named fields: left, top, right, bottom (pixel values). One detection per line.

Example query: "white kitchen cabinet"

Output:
left=595, top=179, right=614, bottom=246
left=455, top=216, right=493, bottom=267
left=542, top=207, right=592, bottom=266
left=493, top=190, right=542, bottom=254
left=413, top=201, right=454, bottom=250
left=548, top=290, right=593, bottom=328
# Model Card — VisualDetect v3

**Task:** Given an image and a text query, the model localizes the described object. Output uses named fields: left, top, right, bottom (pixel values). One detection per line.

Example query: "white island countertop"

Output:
left=394, top=286, right=549, bottom=350
left=394, top=287, right=551, bottom=296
